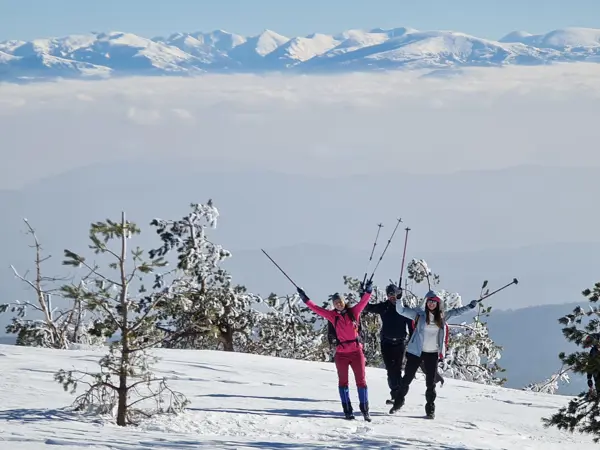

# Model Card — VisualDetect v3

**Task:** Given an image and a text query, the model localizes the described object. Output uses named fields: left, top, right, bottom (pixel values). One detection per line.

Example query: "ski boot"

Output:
left=360, top=402, right=371, bottom=422
left=425, top=388, right=436, bottom=419
left=386, top=388, right=397, bottom=405
left=425, top=401, right=435, bottom=419
left=338, top=386, right=355, bottom=419
left=389, top=395, right=404, bottom=414
left=357, top=386, right=370, bottom=421
left=342, top=402, right=355, bottom=420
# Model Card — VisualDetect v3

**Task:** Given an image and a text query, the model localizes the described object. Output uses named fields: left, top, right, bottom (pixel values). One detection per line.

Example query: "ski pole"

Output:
left=261, top=249, right=299, bottom=289
left=362, top=223, right=384, bottom=286
left=369, top=217, right=402, bottom=282
left=398, top=227, right=411, bottom=288
left=477, top=278, right=518, bottom=302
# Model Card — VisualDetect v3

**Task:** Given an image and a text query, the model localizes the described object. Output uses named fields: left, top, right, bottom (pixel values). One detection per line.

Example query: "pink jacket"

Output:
left=305, top=292, right=372, bottom=353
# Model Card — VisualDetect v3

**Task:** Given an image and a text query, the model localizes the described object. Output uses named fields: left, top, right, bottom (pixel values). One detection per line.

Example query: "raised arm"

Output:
left=364, top=301, right=386, bottom=315
left=395, top=300, right=422, bottom=320
left=352, top=289, right=373, bottom=316
left=445, top=301, right=477, bottom=320
left=296, top=287, right=336, bottom=322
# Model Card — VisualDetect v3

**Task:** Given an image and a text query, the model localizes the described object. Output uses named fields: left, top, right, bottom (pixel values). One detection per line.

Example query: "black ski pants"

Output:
left=395, top=351, right=439, bottom=410
left=381, top=339, right=406, bottom=397
left=588, top=372, right=600, bottom=390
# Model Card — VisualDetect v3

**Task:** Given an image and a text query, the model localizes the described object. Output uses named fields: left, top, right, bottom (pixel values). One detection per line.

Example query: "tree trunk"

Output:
left=117, top=378, right=128, bottom=426
left=221, top=326, right=234, bottom=352
left=117, top=211, right=130, bottom=426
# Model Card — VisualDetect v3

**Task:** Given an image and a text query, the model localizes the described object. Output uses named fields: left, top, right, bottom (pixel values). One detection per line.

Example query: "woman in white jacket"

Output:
left=389, top=290, right=477, bottom=418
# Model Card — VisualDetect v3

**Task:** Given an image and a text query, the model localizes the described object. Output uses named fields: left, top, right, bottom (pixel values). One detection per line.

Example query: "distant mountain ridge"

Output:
left=2, top=26, right=600, bottom=81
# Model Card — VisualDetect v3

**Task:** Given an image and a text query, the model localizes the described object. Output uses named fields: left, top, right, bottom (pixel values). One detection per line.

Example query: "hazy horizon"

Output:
left=2, top=64, right=600, bottom=189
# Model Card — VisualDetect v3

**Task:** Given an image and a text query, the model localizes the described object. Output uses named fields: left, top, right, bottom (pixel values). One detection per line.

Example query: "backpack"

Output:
left=411, top=315, right=450, bottom=350
left=327, top=308, right=363, bottom=346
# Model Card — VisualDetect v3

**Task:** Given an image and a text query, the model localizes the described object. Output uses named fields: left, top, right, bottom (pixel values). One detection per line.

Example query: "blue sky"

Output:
left=1, top=0, right=598, bottom=41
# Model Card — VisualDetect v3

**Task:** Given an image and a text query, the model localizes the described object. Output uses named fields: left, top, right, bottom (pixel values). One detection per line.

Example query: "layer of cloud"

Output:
left=2, top=63, right=600, bottom=189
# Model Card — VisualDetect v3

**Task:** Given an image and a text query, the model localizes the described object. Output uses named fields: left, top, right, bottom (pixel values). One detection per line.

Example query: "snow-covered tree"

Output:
left=54, top=212, right=189, bottom=426
left=148, top=201, right=258, bottom=351
left=404, top=258, right=506, bottom=386
left=524, top=364, right=571, bottom=394
left=245, top=293, right=327, bottom=360
left=0, top=218, right=102, bottom=349
left=543, top=281, right=600, bottom=441
left=406, top=258, right=439, bottom=290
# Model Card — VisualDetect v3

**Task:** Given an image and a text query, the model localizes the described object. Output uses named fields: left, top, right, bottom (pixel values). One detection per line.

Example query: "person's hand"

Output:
left=364, top=280, right=373, bottom=294
left=396, top=287, right=403, bottom=300
left=297, top=287, right=309, bottom=303
left=358, top=281, right=365, bottom=296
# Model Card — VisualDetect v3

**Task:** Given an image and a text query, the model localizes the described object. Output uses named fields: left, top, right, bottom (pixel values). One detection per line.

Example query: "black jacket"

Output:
left=364, top=300, right=412, bottom=343
left=588, top=346, right=599, bottom=376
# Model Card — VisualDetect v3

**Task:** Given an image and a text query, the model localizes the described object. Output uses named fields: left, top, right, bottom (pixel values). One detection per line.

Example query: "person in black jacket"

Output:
left=585, top=334, right=600, bottom=396
left=364, top=283, right=413, bottom=404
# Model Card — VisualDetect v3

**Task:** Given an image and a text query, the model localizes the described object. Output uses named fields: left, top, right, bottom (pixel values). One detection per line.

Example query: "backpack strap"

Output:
left=327, top=319, right=338, bottom=345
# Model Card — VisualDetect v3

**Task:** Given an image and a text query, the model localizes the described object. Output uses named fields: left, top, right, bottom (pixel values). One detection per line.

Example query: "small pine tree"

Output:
left=54, top=212, right=189, bottom=426
left=148, top=201, right=258, bottom=351
left=543, top=281, right=600, bottom=440
left=405, top=259, right=506, bottom=386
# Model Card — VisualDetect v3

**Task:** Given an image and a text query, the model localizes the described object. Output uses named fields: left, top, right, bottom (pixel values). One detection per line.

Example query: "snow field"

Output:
left=0, top=344, right=595, bottom=449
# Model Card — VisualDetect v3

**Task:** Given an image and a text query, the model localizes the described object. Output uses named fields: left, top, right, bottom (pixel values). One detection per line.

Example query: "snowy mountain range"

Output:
left=2, top=26, right=600, bottom=80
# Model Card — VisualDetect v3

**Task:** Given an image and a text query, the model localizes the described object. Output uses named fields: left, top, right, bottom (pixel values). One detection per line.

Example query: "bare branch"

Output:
left=126, top=377, right=164, bottom=392
left=77, top=259, right=121, bottom=287
left=10, top=265, right=38, bottom=292
left=3, top=300, right=44, bottom=313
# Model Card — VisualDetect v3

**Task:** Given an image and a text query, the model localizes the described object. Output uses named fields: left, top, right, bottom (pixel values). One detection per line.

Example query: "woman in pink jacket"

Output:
left=297, top=280, right=373, bottom=421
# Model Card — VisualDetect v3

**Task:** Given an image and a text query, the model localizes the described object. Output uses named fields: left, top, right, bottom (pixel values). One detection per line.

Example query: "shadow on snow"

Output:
left=197, top=393, right=337, bottom=403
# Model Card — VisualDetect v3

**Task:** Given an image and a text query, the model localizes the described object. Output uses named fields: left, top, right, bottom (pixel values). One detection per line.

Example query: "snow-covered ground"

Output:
left=0, top=344, right=593, bottom=449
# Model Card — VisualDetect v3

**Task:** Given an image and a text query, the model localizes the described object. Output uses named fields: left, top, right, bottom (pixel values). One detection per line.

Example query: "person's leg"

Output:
left=381, top=341, right=395, bottom=397
left=422, top=352, right=439, bottom=417
left=390, top=352, right=421, bottom=412
left=349, top=350, right=370, bottom=421
left=390, top=341, right=406, bottom=397
left=335, top=352, right=354, bottom=419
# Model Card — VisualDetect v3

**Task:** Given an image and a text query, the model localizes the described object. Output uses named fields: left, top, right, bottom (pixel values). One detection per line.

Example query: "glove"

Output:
left=364, top=279, right=373, bottom=294
left=469, top=300, right=478, bottom=309
left=297, top=287, right=309, bottom=303
left=358, top=281, right=365, bottom=297
left=396, top=286, right=403, bottom=300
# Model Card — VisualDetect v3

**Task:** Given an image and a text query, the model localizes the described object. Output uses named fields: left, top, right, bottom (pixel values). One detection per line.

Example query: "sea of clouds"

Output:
left=1, top=63, right=600, bottom=189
